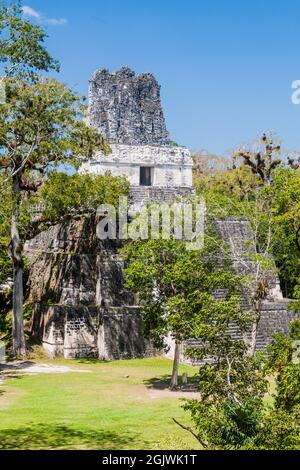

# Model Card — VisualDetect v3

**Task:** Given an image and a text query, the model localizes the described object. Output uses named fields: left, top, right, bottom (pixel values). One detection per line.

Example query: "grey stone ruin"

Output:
left=26, top=67, right=299, bottom=361
left=26, top=216, right=299, bottom=361
left=0, top=341, right=6, bottom=364
left=89, top=66, right=169, bottom=145
left=80, top=67, right=194, bottom=211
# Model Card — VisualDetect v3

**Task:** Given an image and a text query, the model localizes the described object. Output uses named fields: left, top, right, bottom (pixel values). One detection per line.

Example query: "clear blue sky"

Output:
left=19, top=0, right=300, bottom=154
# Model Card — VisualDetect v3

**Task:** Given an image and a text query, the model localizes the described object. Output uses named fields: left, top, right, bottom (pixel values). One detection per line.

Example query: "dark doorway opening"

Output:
left=140, top=167, right=153, bottom=186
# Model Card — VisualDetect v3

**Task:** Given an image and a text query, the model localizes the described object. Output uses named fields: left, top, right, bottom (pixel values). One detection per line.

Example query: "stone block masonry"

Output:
left=25, top=216, right=299, bottom=361
left=89, top=67, right=169, bottom=145
left=31, top=304, right=153, bottom=360
left=79, top=143, right=193, bottom=188
left=80, top=66, right=194, bottom=210
left=25, top=217, right=154, bottom=360
left=181, top=301, right=300, bottom=365
left=24, top=65, right=299, bottom=362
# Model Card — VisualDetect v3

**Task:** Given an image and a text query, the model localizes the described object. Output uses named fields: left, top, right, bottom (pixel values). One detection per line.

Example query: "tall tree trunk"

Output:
left=170, top=340, right=180, bottom=390
left=248, top=305, right=260, bottom=357
left=10, top=176, right=26, bottom=357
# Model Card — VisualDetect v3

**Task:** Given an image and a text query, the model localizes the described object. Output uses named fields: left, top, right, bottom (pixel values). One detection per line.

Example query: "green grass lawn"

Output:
left=0, top=357, right=202, bottom=450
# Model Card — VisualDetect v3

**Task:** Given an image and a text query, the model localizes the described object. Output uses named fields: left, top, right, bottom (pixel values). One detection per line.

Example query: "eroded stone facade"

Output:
left=83, top=67, right=194, bottom=198
left=89, top=67, right=169, bottom=145
left=25, top=217, right=154, bottom=360
left=25, top=66, right=299, bottom=361
left=79, top=143, right=193, bottom=188
left=26, top=216, right=299, bottom=360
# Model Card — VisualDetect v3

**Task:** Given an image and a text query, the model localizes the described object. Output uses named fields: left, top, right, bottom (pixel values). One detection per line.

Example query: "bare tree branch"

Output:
left=172, top=418, right=207, bottom=448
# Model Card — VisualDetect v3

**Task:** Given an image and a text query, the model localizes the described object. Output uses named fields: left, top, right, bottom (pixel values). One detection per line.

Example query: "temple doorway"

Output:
left=140, top=167, right=153, bottom=186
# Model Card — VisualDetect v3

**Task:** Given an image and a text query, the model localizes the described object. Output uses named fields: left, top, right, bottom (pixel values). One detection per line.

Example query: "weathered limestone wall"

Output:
left=166, top=219, right=298, bottom=363
left=79, top=143, right=194, bottom=188
left=214, top=218, right=283, bottom=300
left=81, top=67, right=193, bottom=194
left=179, top=301, right=300, bottom=364
left=128, top=186, right=195, bottom=216
left=25, top=217, right=154, bottom=360
left=31, top=304, right=152, bottom=360
left=89, top=67, right=169, bottom=145
left=256, top=301, right=299, bottom=349
left=26, top=216, right=299, bottom=362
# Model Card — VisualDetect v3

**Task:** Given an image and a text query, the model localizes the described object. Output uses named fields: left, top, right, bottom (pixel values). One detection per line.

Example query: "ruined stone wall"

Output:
left=25, top=217, right=154, bottom=360
left=214, top=218, right=283, bottom=300
left=255, top=301, right=299, bottom=349
left=26, top=216, right=299, bottom=361
left=129, top=186, right=195, bottom=214
left=89, top=67, right=169, bottom=145
left=167, top=219, right=298, bottom=363
left=79, top=143, right=193, bottom=188
left=180, top=301, right=300, bottom=364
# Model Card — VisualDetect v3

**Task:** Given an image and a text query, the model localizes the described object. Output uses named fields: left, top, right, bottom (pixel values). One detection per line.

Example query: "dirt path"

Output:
left=146, top=388, right=199, bottom=399
left=0, top=361, right=198, bottom=401
left=0, top=361, right=92, bottom=375
left=0, top=387, right=26, bottom=408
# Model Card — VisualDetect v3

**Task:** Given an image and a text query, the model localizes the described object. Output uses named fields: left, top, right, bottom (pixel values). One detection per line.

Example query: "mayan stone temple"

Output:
left=79, top=67, right=194, bottom=209
left=25, top=67, right=299, bottom=361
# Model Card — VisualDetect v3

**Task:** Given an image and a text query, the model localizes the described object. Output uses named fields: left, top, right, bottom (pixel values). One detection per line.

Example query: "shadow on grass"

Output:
left=0, top=372, right=24, bottom=381
left=76, top=358, right=105, bottom=365
left=143, top=374, right=198, bottom=392
left=0, top=423, right=143, bottom=450
left=0, top=361, right=36, bottom=372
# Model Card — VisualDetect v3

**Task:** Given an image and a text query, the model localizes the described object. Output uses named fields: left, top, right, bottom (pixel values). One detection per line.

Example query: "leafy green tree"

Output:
left=0, top=1, right=59, bottom=78
left=0, top=175, right=12, bottom=285
left=196, top=169, right=275, bottom=354
left=38, top=171, right=129, bottom=225
left=0, top=78, right=107, bottom=357
left=250, top=408, right=300, bottom=450
left=270, top=168, right=300, bottom=297
left=267, top=320, right=300, bottom=412
left=0, top=0, right=60, bottom=356
left=181, top=321, right=300, bottom=449
left=178, top=298, right=267, bottom=448
left=124, top=234, right=245, bottom=390
left=0, top=176, right=13, bottom=345
left=194, top=133, right=300, bottom=299
left=182, top=134, right=300, bottom=448
left=194, top=132, right=299, bottom=349
left=248, top=321, right=300, bottom=450
left=0, top=2, right=108, bottom=356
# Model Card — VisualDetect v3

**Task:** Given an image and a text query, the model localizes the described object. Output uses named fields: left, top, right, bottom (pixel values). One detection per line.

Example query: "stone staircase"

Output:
left=129, top=186, right=195, bottom=213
